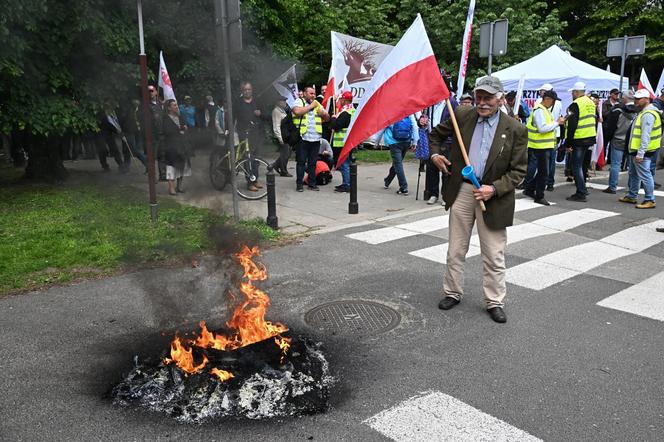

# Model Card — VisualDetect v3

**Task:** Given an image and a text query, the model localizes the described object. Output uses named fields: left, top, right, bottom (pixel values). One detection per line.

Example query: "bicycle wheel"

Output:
left=209, top=150, right=230, bottom=191
left=235, top=157, right=269, bottom=200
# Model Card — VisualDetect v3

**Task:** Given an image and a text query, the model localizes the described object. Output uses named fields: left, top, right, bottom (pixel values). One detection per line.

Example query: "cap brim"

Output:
left=474, top=86, right=500, bottom=95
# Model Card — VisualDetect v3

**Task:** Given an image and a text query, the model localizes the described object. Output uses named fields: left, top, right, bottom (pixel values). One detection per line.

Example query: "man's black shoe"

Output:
left=438, top=296, right=460, bottom=310
left=523, top=189, right=536, bottom=199
left=296, top=184, right=304, bottom=192
left=602, top=187, right=616, bottom=194
left=308, top=185, right=320, bottom=191
left=487, top=307, right=507, bottom=323
left=656, top=227, right=664, bottom=233
left=566, top=176, right=574, bottom=182
left=534, top=197, right=550, bottom=206
left=566, top=193, right=587, bottom=202
left=546, top=185, right=554, bottom=192
left=280, top=172, right=293, bottom=177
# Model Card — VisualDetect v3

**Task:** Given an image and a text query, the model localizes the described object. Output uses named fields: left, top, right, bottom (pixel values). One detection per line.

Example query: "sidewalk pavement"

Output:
left=67, top=149, right=609, bottom=235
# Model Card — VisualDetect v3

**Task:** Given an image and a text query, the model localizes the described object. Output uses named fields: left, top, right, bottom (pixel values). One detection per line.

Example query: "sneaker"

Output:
left=566, top=177, right=574, bottom=182
left=308, top=185, right=320, bottom=191
left=523, top=189, right=536, bottom=199
left=534, top=197, right=550, bottom=206
left=334, top=185, right=349, bottom=193
left=383, top=179, right=390, bottom=189
left=602, top=187, right=616, bottom=194
left=618, top=196, right=637, bottom=204
left=396, top=189, right=409, bottom=195
left=566, top=193, right=587, bottom=202
left=636, top=200, right=656, bottom=209
left=427, top=196, right=438, bottom=205
left=296, top=184, right=304, bottom=192
left=546, top=185, right=554, bottom=192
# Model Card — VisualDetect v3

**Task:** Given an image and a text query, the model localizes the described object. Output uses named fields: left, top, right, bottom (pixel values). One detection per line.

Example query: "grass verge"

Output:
left=0, top=181, right=281, bottom=295
left=353, top=148, right=418, bottom=164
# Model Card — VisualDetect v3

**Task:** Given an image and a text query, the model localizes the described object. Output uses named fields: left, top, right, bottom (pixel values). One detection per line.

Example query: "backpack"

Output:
left=392, top=116, right=412, bottom=141
left=612, top=108, right=637, bottom=150
left=280, top=109, right=304, bottom=147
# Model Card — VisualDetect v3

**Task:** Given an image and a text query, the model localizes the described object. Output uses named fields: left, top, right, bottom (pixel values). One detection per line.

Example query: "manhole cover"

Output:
left=304, top=300, right=401, bottom=336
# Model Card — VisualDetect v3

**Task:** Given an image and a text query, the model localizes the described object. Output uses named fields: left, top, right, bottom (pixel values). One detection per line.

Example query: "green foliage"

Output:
left=0, top=182, right=278, bottom=294
left=553, top=0, right=664, bottom=81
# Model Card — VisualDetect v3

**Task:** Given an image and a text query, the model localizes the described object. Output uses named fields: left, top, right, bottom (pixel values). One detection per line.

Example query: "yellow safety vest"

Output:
left=569, top=95, right=597, bottom=139
left=526, top=104, right=556, bottom=149
left=295, top=98, right=323, bottom=135
left=630, top=109, right=662, bottom=152
left=332, top=108, right=356, bottom=149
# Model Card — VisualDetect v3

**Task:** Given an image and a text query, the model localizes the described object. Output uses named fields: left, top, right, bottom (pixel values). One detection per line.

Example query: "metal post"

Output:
left=137, top=0, right=158, bottom=223
left=214, top=0, right=240, bottom=222
left=619, top=36, right=627, bottom=95
left=487, top=22, right=494, bottom=75
left=266, top=165, right=278, bottom=229
left=349, top=160, right=358, bottom=214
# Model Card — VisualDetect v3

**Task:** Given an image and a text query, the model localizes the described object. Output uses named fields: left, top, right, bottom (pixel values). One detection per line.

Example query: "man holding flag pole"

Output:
left=336, top=14, right=526, bottom=323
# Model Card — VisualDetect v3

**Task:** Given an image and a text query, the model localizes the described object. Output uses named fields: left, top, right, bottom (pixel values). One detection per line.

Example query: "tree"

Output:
left=552, top=0, right=664, bottom=85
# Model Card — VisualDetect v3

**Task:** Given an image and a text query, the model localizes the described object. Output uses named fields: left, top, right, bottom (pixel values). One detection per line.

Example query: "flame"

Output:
left=164, top=336, right=208, bottom=374
left=275, top=336, right=291, bottom=363
left=165, top=245, right=290, bottom=375
left=210, top=368, right=235, bottom=382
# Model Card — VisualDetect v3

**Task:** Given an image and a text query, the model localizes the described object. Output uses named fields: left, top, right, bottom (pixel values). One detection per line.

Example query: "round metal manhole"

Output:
left=304, top=300, right=401, bottom=336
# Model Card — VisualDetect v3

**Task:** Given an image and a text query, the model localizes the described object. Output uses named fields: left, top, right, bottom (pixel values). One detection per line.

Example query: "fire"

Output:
left=210, top=368, right=235, bottom=382
left=164, top=245, right=290, bottom=376
left=164, top=336, right=208, bottom=374
left=275, top=336, right=292, bottom=363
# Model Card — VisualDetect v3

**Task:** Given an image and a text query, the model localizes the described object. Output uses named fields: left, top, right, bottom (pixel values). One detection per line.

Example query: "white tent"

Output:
left=492, top=45, right=629, bottom=110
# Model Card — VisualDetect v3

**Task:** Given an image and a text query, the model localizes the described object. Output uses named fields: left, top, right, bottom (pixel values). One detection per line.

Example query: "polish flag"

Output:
left=591, top=103, right=605, bottom=169
left=655, top=67, right=664, bottom=98
left=321, top=66, right=335, bottom=109
left=158, top=51, right=176, bottom=102
left=336, top=14, right=449, bottom=168
left=638, top=68, right=656, bottom=99
left=456, top=0, right=476, bottom=97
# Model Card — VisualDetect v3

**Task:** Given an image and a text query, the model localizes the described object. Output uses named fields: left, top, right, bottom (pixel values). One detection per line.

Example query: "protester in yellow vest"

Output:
left=292, top=85, right=330, bottom=192
left=329, top=91, right=356, bottom=193
left=523, top=90, right=566, bottom=205
left=564, top=82, right=597, bottom=202
left=618, top=89, right=662, bottom=209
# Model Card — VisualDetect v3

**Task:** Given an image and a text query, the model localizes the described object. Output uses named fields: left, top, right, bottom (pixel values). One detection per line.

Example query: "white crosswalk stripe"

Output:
left=364, top=391, right=542, bottom=442
left=585, top=181, right=664, bottom=197
left=597, top=271, right=664, bottom=322
left=409, top=208, right=618, bottom=264
left=506, top=220, right=664, bottom=290
left=346, top=198, right=543, bottom=244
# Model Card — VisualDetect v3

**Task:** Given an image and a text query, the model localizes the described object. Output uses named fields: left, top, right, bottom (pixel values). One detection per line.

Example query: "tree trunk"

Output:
left=24, top=133, right=68, bottom=182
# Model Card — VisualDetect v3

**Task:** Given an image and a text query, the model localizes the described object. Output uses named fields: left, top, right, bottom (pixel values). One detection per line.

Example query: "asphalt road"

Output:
left=2, top=182, right=664, bottom=441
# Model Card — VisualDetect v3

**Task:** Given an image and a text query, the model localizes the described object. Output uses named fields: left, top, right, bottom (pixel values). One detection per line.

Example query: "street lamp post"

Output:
left=137, top=0, right=158, bottom=223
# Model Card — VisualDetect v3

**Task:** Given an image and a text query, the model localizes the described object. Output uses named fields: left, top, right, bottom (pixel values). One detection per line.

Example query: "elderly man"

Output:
left=429, top=76, right=527, bottom=323
left=618, top=89, right=662, bottom=209
left=564, top=82, right=597, bottom=202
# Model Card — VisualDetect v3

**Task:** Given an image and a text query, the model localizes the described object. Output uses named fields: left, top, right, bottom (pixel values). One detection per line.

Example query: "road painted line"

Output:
left=585, top=182, right=624, bottom=191
left=638, top=188, right=664, bottom=197
left=347, top=198, right=542, bottom=245
left=364, top=391, right=542, bottom=442
left=507, top=220, right=664, bottom=290
left=597, top=271, right=664, bottom=322
left=409, top=208, right=618, bottom=264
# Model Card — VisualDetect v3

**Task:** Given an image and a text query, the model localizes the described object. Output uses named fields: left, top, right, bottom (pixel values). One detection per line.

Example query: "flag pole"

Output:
left=445, top=100, right=486, bottom=212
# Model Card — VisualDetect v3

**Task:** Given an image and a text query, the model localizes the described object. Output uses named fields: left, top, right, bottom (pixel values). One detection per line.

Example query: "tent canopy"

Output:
left=492, top=45, right=628, bottom=109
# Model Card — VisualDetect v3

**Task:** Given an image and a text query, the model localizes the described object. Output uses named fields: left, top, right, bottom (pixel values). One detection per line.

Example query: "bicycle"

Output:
left=209, top=135, right=269, bottom=200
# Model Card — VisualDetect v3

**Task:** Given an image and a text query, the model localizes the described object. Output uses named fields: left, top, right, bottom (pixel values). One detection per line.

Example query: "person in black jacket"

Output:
left=328, top=91, right=354, bottom=192
left=99, top=100, right=127, bottom=172
left=161, top=99, right=190, bottom=195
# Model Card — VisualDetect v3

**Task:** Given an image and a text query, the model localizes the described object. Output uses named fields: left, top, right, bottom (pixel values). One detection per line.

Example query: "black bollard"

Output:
left=349, top=160, right=359, bottom=214
left=266, top=165, right=278, bottom=229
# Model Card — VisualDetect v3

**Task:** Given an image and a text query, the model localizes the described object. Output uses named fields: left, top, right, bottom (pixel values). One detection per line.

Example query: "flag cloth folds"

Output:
left=158, top=51, right=176, bottom=102
left=272, top=64, right=299, bottom=107
left=655, top=68, right=664, bottom=97
left=336, top=14, right=449, bottom=168
left=591, top=102, right=605, bottom=169
left=456, top=0, right=476, bottom=97
left=638, top=68, right=656, bottom=99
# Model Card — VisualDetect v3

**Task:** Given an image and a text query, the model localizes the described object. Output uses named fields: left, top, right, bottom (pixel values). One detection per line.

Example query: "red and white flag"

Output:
left=336, top=14, right=450, bottom=167
left=655, top=67, right=664, bottom=97
left=638, top=68, right=656, bottom=99
left=456, top=0, right=476, bottom=96
left=158, top=51, right=176, bottom=102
